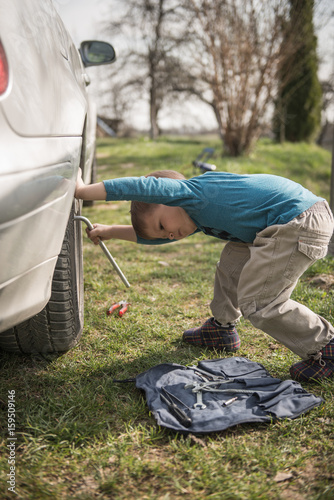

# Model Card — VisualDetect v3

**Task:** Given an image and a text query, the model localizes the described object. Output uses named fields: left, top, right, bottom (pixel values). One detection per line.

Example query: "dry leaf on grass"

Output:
left=274, top=472, right=293, bottom=483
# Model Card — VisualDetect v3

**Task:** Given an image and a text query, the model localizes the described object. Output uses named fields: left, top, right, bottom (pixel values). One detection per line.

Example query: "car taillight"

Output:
left=0, top=40, right=9, bottom=95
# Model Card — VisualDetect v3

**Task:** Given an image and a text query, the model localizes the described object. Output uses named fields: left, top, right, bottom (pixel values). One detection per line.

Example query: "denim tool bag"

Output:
left=134, top=357, right=323, bottom=434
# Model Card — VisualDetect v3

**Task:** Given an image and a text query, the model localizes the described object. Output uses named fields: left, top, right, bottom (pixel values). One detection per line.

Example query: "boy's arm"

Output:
left=87, top=224, right=137, bottom=244
left=75, top=168, right=107, bottom=200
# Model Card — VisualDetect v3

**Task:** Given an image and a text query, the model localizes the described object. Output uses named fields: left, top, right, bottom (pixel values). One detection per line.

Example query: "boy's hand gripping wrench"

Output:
left=74, top=215, right=130, bottom=288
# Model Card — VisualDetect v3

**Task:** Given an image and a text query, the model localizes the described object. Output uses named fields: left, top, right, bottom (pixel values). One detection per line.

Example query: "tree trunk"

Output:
left=149, top=86, right=160, bottom=140
left=328, top=125, right=334, bottom=256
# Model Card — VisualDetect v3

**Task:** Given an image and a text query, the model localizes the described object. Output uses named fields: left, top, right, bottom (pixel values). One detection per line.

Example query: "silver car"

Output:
left=0, top=0, right=115, bottom=356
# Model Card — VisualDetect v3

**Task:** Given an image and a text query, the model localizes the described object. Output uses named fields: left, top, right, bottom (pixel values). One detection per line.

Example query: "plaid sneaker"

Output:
left=183, top=317, right=240, bottom=352
left=289, top=357, right=334, bottom=382
left=321, top=337, right=334, bottom=359
left=290, top=337, right=334, bottom=382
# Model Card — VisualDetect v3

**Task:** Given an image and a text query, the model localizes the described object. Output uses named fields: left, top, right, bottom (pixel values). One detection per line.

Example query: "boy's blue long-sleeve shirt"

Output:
left=103, top=172, right=323, bottom=244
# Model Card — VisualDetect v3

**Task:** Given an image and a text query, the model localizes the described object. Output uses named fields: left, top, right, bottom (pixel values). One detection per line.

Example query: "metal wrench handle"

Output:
left=193, top=390, right=206, bottom=409
left=188, top=365, right=231, bottom=382
left=185, top=381, right=252, bottom=394
left=74, top=215, right=130, bottom=288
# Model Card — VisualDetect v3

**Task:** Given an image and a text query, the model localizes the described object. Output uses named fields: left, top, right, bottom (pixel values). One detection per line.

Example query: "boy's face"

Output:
left=143, top=205, right=197, bottom=240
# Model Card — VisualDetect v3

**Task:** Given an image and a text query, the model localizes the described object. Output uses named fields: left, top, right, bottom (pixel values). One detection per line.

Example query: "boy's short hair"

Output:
left=130, top=170, right=186, bottom=240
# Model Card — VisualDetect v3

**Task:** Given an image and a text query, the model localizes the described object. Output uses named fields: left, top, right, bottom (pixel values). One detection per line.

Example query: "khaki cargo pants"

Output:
left=211, top=201, right=334, bottom=359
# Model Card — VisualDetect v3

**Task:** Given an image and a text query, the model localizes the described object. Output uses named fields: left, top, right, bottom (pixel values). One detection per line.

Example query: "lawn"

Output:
left=0, top=136, right=333, bottom=499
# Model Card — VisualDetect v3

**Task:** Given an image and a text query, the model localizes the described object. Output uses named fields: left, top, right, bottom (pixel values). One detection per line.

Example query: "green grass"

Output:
left=1, top=137, right=333, bottom=499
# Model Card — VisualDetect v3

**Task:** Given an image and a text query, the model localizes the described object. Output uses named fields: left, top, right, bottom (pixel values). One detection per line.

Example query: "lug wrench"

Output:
left=74, top=215, right=130, bottom=288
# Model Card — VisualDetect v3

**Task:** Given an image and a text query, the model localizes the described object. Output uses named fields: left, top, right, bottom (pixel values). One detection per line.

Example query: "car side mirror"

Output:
left=79, top=41, right=116, bottom=67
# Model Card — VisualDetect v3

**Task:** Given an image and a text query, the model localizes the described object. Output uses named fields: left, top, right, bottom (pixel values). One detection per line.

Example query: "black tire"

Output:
left=0, top=201, right=84, bottom=357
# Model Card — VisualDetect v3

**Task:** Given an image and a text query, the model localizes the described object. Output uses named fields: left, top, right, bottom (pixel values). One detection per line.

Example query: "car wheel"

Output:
left=0, top=201, right=84, bottom=357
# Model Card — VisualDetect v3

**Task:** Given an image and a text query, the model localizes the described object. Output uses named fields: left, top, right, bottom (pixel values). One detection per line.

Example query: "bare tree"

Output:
left=104, top=0, right=183, bottom=139
left=171, top=0, right=297, bottom=156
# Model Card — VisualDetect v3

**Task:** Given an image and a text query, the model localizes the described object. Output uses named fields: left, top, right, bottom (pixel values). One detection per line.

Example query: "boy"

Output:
left=75, top=168, right=334, bottom=382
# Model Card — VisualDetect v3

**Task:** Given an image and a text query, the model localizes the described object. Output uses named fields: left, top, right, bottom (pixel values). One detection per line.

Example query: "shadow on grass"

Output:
left=0, top=343, right=209, bottom=446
